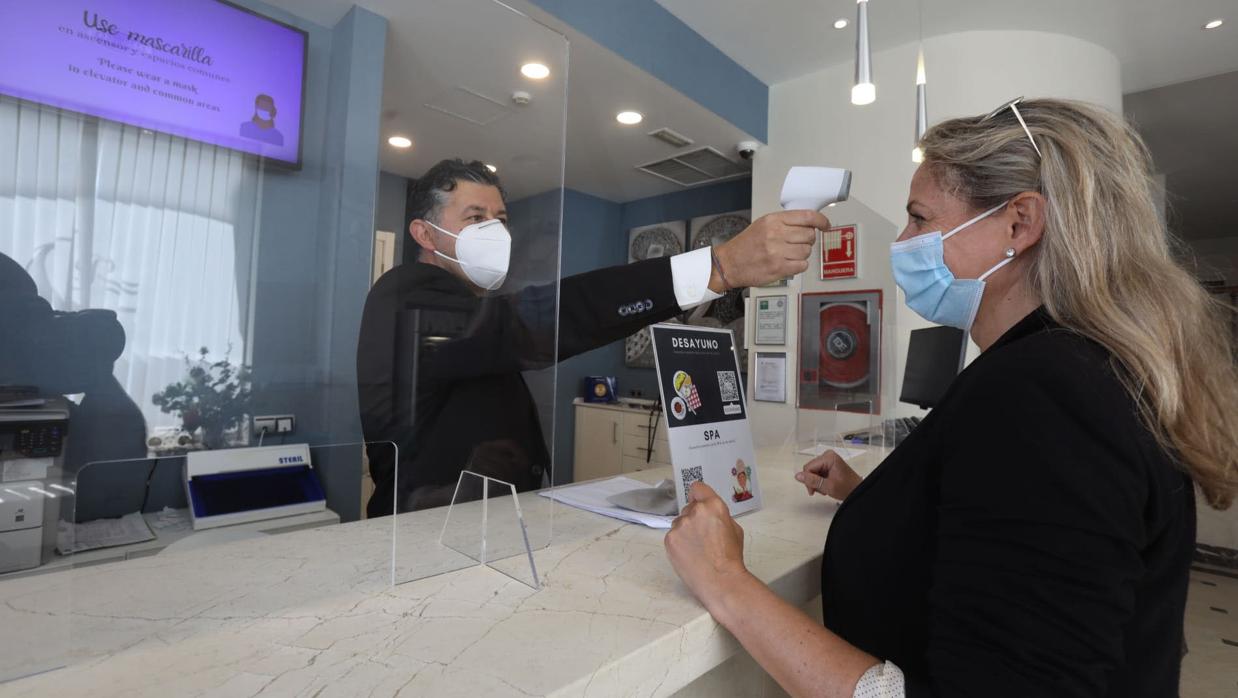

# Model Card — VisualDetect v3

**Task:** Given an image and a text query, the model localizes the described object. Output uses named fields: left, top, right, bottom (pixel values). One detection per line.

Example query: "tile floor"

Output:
left=1182, top=568, right=1238, bottom=697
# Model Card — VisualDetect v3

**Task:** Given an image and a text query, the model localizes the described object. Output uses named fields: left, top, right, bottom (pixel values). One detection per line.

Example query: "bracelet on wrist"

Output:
left=710, top=246, right=734, bottom=292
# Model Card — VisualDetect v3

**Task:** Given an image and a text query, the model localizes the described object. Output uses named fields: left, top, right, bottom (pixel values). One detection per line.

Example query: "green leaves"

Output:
left=151, top=347, right=253, bottom=436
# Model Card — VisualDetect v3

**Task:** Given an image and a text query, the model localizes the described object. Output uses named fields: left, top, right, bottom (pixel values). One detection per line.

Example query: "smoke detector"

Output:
left=512, top=91, right=532, bottom=106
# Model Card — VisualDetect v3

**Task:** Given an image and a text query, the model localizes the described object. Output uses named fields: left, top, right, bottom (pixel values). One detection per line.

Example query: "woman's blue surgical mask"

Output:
left=889, top=201, right=1014, bottom=330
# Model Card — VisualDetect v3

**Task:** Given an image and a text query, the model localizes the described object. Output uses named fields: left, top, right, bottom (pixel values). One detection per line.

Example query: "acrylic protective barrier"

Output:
left=439, top=471, right=541, bottom=589
left=788, top=197, right=907, bottom=476
left=1, top=0, right=566, bottom=682
left=384, top=0, right=567, bottom=586
left=793, top=308, right=900, bottom=463
left=0, top=14, right=396, bottom=681
left=0, top=441, right=397, bottom=685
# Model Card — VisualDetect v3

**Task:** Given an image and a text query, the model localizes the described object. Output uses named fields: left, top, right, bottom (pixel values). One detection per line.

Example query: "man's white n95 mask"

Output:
left=427, top=218, right=512, bottom=291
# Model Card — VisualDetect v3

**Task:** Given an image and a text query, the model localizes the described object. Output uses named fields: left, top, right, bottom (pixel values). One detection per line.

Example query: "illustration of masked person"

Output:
left=238, top=94, right=284, bottom=146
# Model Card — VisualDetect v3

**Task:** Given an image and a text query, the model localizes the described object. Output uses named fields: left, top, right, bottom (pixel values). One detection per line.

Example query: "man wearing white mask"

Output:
left=358, top=159, right=824, bottom=516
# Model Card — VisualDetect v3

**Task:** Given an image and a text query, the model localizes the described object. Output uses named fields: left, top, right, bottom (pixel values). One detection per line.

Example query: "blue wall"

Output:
left=231, top=3, right=387, bottom=521
left=43, top=2, right=388, bottom=525
left=511, top=179, right=752, bottom=482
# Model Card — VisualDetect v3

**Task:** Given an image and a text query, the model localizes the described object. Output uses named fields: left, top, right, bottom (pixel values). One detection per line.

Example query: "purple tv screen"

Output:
left=0, top=0, right=307, bottom=166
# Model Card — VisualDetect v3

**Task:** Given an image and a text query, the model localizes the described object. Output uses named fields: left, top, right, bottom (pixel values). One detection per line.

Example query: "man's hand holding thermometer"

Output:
left=707, top=166, right=852, bottom=292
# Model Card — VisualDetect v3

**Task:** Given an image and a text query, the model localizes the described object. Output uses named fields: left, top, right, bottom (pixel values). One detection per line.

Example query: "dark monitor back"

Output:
left=900, top=326, right=968, bottom=409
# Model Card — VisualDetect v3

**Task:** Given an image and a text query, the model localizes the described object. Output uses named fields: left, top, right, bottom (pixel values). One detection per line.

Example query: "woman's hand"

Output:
left=795, top=451, right=862, bottom=501
left=664, top=481, right=752, bottom=615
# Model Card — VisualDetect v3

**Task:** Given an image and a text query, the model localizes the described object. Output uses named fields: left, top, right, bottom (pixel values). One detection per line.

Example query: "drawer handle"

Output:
left=613, top=423, right=618, bottom=444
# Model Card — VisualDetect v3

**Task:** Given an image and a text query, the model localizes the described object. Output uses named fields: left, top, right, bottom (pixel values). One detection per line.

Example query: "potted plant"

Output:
left=152, top=347, right=253, bottom=450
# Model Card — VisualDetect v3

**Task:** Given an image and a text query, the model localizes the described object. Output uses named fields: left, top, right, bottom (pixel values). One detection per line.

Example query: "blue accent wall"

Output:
left=237, top=3, right=387, bottom=522
left=510, top=179, right=752, bottom=482
left=527, top=0, right=767, bottom=141
left=108, top=5, right=388, bottom=524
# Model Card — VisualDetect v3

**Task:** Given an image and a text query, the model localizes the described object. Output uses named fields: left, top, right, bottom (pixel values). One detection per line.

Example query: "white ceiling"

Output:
left=262, top=0, right=1236, bottom=207
left=264, top=0, right=755, bottom=203
left=654, top=0, right=1238, bottom=93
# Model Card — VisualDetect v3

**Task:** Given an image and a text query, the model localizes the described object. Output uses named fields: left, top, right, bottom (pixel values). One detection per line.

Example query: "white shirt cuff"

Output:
left=670, top=247, right=725, bottom=309
left=853, top=661, right=905, bottom=698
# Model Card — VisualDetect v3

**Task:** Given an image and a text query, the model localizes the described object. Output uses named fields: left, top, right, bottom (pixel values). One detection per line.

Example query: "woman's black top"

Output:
left=822, top=308, right=1195, bottom=697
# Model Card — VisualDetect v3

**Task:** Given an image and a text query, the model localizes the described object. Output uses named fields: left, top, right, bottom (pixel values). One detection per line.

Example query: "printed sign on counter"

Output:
left=650, top=324, right=761, bottom=516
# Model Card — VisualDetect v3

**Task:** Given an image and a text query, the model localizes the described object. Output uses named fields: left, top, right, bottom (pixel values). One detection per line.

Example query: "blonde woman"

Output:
left=665, top=98, right=1238, bottom=697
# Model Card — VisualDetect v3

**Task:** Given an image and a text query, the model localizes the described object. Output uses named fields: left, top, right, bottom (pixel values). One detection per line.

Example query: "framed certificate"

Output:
left=753, top=294, right=788, bottom=345
left=754, top=352, right=787, bottom=403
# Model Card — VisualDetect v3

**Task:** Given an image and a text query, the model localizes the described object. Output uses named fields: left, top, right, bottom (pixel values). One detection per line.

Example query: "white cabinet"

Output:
left=573, top=403, right=623, bottom=482
left=573, top=399, right=669, bottom=482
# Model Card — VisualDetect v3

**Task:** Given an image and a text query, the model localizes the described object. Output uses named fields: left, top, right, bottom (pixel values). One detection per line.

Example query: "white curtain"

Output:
left=0, top=96, right=260, bottom=428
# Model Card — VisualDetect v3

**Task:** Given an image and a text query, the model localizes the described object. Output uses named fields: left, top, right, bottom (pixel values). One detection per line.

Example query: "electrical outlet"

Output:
left=254, top=415, right=295, bottom=436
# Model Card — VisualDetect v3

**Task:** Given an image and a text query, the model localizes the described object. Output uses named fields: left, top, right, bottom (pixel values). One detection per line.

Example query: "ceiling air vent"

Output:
left=648, top=127, right=694, bottom=148
left=637, top=146, right=749, bottom=187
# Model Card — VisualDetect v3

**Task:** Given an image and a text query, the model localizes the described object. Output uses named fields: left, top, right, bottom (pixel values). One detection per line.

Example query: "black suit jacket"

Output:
left=822, top=308, right=1194, bottom=697
left=357, top=257, right=683, bottom=516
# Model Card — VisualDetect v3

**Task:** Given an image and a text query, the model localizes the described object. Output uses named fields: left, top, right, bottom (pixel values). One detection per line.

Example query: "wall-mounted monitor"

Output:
left=0, top=0, right=307, bottom=167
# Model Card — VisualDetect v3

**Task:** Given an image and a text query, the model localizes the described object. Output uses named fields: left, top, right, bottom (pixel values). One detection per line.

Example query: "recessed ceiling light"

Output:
left=521, top=63, right=550, bottom=79
left=833, top=18, right=848, bottom=29
left=616, top=111, right=643, bottom=125
left=387, top=136, right=412, bottom=149
left=1203, top=19, right=1223, bottom=30
left=485, top=164, right=497, bottom=173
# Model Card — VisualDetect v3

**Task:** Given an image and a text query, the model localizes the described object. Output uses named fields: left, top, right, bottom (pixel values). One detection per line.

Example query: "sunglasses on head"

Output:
left=981, top=96, right=1042, bottom=158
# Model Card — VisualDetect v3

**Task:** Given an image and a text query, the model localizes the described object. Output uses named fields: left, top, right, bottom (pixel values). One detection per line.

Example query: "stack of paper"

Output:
left=538, top=477, right=676, bottom=529
left=56, top=511, right=156, bottom=555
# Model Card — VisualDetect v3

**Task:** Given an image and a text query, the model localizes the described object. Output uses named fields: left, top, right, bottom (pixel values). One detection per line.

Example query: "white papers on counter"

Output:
left=538, top=477, right=675, bottom=529
left=56, top=511, right=155, bottom=555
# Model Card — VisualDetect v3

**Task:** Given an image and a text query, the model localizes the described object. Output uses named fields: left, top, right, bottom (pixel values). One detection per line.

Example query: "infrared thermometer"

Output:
left=780, top=166, right=852, bottom=210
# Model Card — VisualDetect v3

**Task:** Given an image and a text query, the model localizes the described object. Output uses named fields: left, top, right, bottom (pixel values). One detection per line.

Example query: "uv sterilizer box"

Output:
left=184, top=444, right=326, bottom=531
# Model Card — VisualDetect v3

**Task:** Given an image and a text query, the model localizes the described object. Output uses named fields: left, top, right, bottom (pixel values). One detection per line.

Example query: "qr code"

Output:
left=717, top=371, right=739, bottom=402
left=680, top=466, right=704, bottom=503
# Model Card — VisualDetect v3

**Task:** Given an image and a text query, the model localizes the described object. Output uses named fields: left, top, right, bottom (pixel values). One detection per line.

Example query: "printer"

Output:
left=0, top=480, right=46, bottom=574
left=0, top=399, right=70, bottom=574
left=184, top=444, right=326, bottom=530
